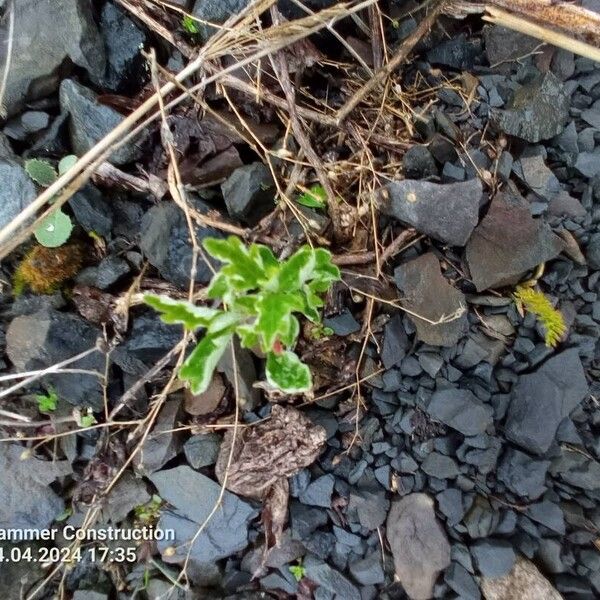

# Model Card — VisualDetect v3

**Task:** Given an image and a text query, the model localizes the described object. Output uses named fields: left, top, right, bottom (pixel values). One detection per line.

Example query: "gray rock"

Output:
left=445, top=562, right=481, bottom=600
left=140, top=201, right=222, bottom=288
left=304, top=554, right=361, bottom=600
left=59, top=79, right=145, bottom=165
left=299, top=474, right=334, bottom=508
left=427, top=33, right=480, bottom=69
left=349, top=552, right=385, bottom=585
left=497, top=448, right=549, bottom=500
left=574, top=152, right=600, bottom=178
left=150, top=466, right=257, bottom=563
left=6, top=308, right=105, bottom=408
left=505, top=349, right=588, bottom=455
left=347, top=488, right=389, bottom=530
left=587, top=233, right=600, bottom=270
left=455, top=331, right=505, bottom=368
left=0, top=443, right=71, bottom=530
left=471, top=539, right=516, bottom=578
left=484, top=25, right=539, bottom=66
left=427, top=388, right=493, bottom=436
left=69, top=184, right=114, bottom=238
left=323, top=309, right=360, bottom=336
left=76, top=256, right=130, bottom=290
left=436, top=488, right=467, bottom=526
left=491, top=73, right=569, bottom=143
left=512, top=154, right=561, bottom=201
left=100, top=2, right=147, bottom=92
left=480, top=556, right=562, bottom=600
left=221, top=162, right=275, bottom=225
left=0, top=157, right=37, bottom=230
left=0, top=0, right=105, bottom=117
left=102, top=472, right=151, bottom=524
left=394, top=253, right=467, bottom=347
left=421, top=452, right=459, bottom=479
left=526, top=501, right=565, bottom=534
left=381, top=315, right=408, bottom=368
left=581, top=106, right=600, bottom=129
left=554, top=454, right=600, bottom=490
left=378, top=178, right=481, bottom=246
left=386, top=494, right=451, bottom=600
left=465, top=191, right=564, bottom=291
left=403, top=145, right=438, bottom=179
left=192, top=0, right=252, bottom=41
left=464, top=496, right=499, bottom=539
left=184, top=433, right=221, bottom=469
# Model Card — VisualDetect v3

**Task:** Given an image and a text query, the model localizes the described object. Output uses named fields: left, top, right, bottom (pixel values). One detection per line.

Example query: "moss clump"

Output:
left=13, top=244, right=84, bottom=295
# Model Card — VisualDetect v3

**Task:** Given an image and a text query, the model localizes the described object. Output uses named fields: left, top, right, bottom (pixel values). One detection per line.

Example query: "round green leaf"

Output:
left=24, top=158, right=57, bottom=187
left=34, top=209, right=73, bottom=247
left=58, top=155, right=78, bottom=176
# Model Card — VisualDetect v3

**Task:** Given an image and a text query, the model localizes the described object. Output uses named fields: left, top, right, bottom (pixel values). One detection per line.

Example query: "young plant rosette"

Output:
left=145, top=236, right=340, bottom=394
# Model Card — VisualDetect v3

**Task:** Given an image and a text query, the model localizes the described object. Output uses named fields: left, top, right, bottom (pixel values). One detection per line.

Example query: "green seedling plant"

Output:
left=35, top=388, right=58, bottom=413
left=25, top=156, right=77, bottom=247
left=296, top=184, right=327, bottom=209
left=289, top=560, right=307, bottom=582
left=145, top=236, right=340, bottom=394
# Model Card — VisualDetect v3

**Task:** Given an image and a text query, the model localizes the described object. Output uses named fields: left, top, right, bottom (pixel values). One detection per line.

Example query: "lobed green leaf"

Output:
left=266, top=351, right=312, bottom=393
left=144, top=294, right=218, bottom=330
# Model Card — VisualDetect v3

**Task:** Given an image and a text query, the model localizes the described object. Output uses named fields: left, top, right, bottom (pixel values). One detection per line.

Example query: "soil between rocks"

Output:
left=0, top=2, right=600, bottom=600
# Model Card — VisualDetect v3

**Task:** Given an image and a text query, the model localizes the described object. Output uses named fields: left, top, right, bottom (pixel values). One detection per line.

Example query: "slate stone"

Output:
left=349, top=552, right=385, bottom=585
left=299, top=475, right=334, bottom=508
left=184, top=433, right=221, bottom=469
left=347, top=488, right=389, bottom=530
left=427, top=388, right=493, bottom=436
left=552, top=454, right=600, bottom=491
left=403, top=145, right=438, bottom=179
left=0, top=443, right=71, bottom=530
left=323, top=309, right=360, bottom=336
left=221, top=163, right=275, bottom=225
left=421, top=452, right=459, bottom=479
left=102, top=472, right=151, bottom=524
left=491, top=73, right=569, bottom=143
left=100, top=2, right=147, bottom=92
left=381, top=315, right=408, bottom=368
left=436, top=488, right=466, bottom=526
left=140, top=200, right=222, bottom=288
left=471, top=539, right=516, bottom=578
left=6, top=308, right=105, bottom=408
left=445, top=562, right=481, bottom=600
left=455, top=331, right=505, bottom=368
left=426, top=33, right=479, bottom=69
left=483, top=25, right=539, bottom=66
left=464, top=497, right=499, bottom=539
left=497, top=448, right=549, bottom=500
left=575, top=152, right=600, bottom=178
left=378, top=178, right=482, bottom=246
left=526, top=501, right=565, bottom=534
left=512, top=154, right=561, bottom=201
left=192, top=0, right=252, bottom=41
left=150, top=466, right=257, bottom=563
left=69, top=184, right=114, bottom=238
left=587, top=233, right=600, bottom=270
left=76, top=256, right=130, bottom=290
left=505, top=349, right=589, bottom=455
left=290, top=501, right=328, bottom=540
left=465, top=191, right=565, bottom=291
left=0, top=157, right=37, bottom=230
left=581, top=106, right=600, bottom=129
left=60, top=79, right=145, bottom=165
left=0, top=0, right=105, bottom=117
left=386, top=494, right=451, bottom=600
left=418, top=353, right=443, bottom=378
left=303, top=554, right=361, bottom=600
left=394, top=253, right=467, bottom=347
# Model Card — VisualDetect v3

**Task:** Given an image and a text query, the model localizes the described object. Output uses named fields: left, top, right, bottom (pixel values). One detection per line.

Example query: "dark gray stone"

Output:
left=6, top=308, right=104, bottom=408
left=100, top=2, right=147, bottom=92
left=290, top=501, right=328, bottom=539
left=403, top=145, right=438, bottom=179
left=436, top=488, right=466, bottom=526
left=386, top=494, right=451, bottom=600
left=60, top=79, right=145, bottom=165
left=299, top=474, right=334, bottom=508
left=574, top=152, right=600, bottom=178
left=379, top=178, right=481, bottom=246
left=465, top=191, right=564, bottom=291
left=464, top=497, right=499, bottom=539
left=221, top=163, right=275, bottom=225
left=76, top=256, right=130, bottom=290
left=427, top=388, right=493, bottom=436
left=492, top=73, right=570, bottom=142
left=497, top=448, right=549, bottom=499
left=512, top=154, right=561, bottom=201
left=323, top=309, right=360, bottom=336
left=0, top=157, right=37, bottom=230
left=445, top=562, right=481, bottom=600
left=427, top=34, right=480, bottom=70
left=421, top=452, right=459, bottom=479
left=347, top=488, right=389, bottom=530
left=140, top=201, right=221, bottom=288
left=505, top=349, right=589, bottom=455
left=418, top=353, right=443, bottom=378
left=0, top=0, right=105, bottom=117
left=349, top=552, right=385, bottom=585
left=102, top=472, right=151, bottom=524
left=587, top=233, right=600, bottom=270
left=69, top=184, right=114, bottom=238
left=471, top=539, right=516, bottom=578
left=303, top=554, right=361, bottom=600
left=0, top=443, right=71, bottom=530
left=527, top=501, right=565, bottom=534
left=192, top=0, right=252, bottom=41
left=184, top=433, right=221, bottom=469
left=394, top=253, right=467, bottom=347
left=381, top=315, right=408, bottom=368
left=484, top=25, right=539, bottom=66
left=150, top=466, right=257, bottom=563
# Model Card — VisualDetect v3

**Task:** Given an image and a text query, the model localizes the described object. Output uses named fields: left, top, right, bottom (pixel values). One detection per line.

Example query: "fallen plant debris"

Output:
left=0, top=0, right=599, bottom=599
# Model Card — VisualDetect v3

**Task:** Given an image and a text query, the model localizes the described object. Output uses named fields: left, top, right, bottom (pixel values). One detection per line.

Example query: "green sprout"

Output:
left=182, top=14, right=200, bottom=35
left=289, top=561, right=306, bottom=582
left=296, top=185, right=327, bottom=209
left=134, top=495, right=163, bottom=524
left=35, top=388, right=58, bottom=413
left=145, top=236, right=340, bottom=394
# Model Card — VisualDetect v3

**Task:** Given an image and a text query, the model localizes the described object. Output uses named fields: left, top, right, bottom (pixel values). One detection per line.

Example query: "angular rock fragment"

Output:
left=386, top=493, right=451, bottom=600
left=427, top=388, right=493, bottom=436
left=491, top=73, right=569, bottom=143
left=0, top=157, right=37, bottom=230
left=465, top=191, right=564, bottom=291
left=394, top=253, right=467, bottom=347
left=497, top=448, right=549, bottom=500
left=512, top=154, right=561, bottom=201
left=378, top=178, right=482, bottom=246
left=149, top=466, right=257, bottom=564
left=504, top=349, right=588, bottom=455
left=480, top=556, right=562, bottom=600
left=471, top=539, right=516, bottom=578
